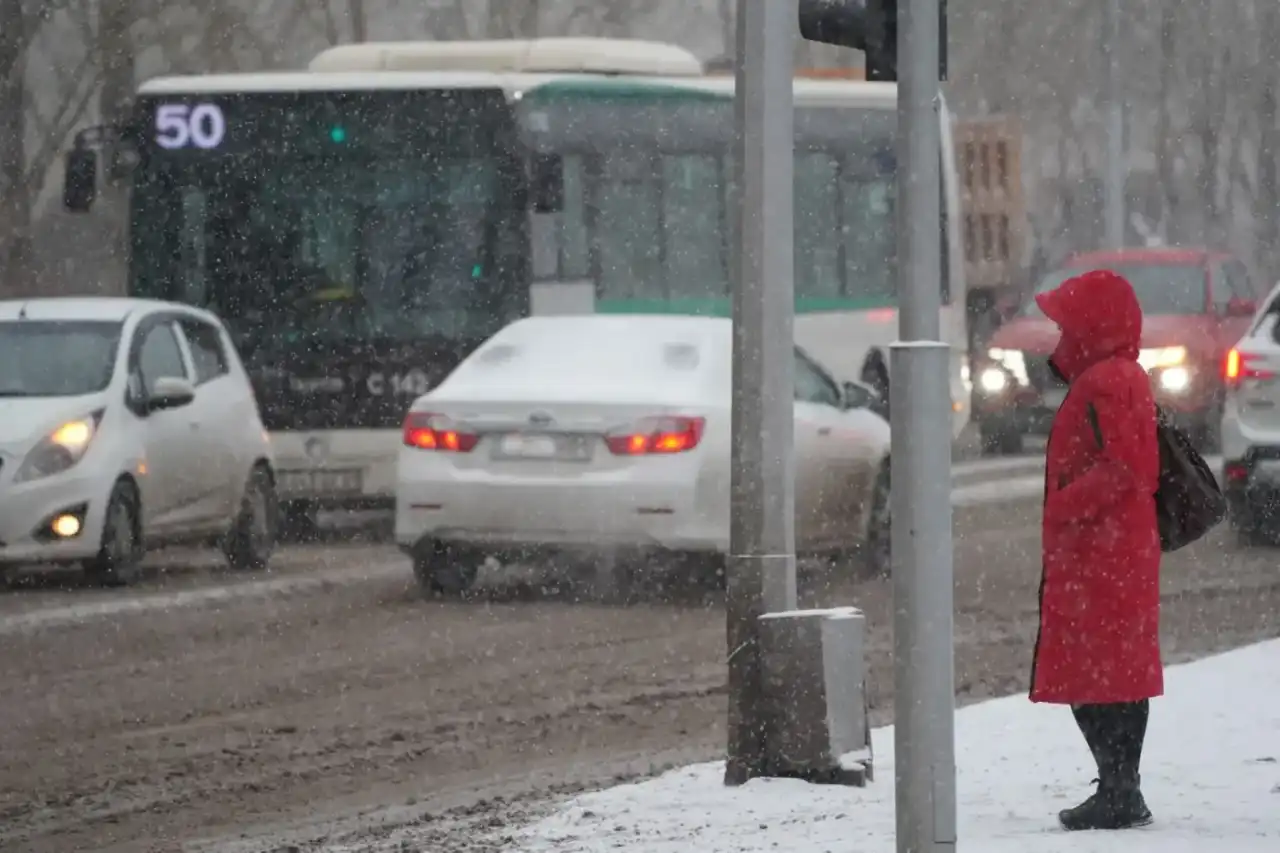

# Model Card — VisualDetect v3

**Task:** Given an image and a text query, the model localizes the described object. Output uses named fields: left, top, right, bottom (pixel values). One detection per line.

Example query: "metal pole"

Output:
left=349, top=0, right=368, bottom=42
left=1103, top=0, right=1125, bottom=249
left=725, top=0, right=797, bottom=787
left=892, top=0, right=956, bottom=850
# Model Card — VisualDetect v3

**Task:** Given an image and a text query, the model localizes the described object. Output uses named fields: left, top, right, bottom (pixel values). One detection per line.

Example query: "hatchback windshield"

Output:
left=1022, top=264, right=1207, bottom=316
left=0, top=320, right=122, bottom=397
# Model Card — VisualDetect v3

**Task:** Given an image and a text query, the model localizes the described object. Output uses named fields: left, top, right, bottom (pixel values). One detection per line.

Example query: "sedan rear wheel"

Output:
left=412, top=539, right=480, bottom=598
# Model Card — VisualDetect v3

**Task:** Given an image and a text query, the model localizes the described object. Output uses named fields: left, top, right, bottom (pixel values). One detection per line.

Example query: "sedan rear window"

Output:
left=1023, top=264, right=1207, bottom=316
left=456, top=323, right=713, bottom=390
left=0, top=320, right=123, bottom=397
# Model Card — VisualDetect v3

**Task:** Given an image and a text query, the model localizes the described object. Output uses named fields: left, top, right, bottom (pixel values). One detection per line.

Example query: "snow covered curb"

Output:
left=507, top=639, right=1280, bottom=852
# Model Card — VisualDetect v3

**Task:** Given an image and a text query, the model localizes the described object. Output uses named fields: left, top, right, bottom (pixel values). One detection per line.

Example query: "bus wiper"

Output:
left=0, top=389, right=32, bottom=397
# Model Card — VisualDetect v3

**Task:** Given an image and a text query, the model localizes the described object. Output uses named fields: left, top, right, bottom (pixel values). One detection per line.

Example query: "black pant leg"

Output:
left=1085, top=700, right=1149, bottom=788
left=1113, top=699, right=1149, bottom=785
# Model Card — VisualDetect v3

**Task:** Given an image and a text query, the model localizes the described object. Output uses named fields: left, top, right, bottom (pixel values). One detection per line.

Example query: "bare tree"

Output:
left=0, top=0, right=31, bottom=294
left=1, top=2, right=102, bottom=295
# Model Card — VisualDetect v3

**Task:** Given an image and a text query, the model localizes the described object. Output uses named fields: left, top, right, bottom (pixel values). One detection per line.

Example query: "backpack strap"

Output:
left=1086, top=403, right=1104, bottom=449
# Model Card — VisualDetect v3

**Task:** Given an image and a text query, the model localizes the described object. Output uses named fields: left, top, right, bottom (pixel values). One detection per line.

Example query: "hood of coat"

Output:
left=1034, top=269, right=1143, bottom=381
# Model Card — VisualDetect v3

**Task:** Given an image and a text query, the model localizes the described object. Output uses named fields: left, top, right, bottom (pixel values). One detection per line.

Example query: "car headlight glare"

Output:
left=1158, top=366, right=1191, bottom=392
left=14, top=412, right=102, bottom=483
left=987, top=348, right=1029, bottom=386
left=1138, top=346, right=1187, bottom=370
left=978, top=367, right=1009, bottom=394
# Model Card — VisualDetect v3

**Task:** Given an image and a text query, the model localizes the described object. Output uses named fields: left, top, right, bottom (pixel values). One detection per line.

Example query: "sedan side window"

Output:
left=794, top=350, right=842, bottom=408
left=133, top=322, right=188, bottom=397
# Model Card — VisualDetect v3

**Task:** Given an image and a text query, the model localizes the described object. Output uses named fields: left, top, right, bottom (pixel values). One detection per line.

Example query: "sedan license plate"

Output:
left=494, top=432, right=592, bottom=462
left=278, top=468, right=363, bottom=496
left=1042, top=389, right=1066, bottom=409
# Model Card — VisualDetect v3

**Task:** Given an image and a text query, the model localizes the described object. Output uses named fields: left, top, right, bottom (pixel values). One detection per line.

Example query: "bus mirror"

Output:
left=63, top=147, right=98, bottom=212
left=106, top=144, right=140, bottom=182
left=530, top=153, right=564, bottom=214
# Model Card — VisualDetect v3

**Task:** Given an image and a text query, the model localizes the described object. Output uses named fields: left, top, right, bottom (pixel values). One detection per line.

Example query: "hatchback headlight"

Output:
left=14, top=411, right=103, bottom=483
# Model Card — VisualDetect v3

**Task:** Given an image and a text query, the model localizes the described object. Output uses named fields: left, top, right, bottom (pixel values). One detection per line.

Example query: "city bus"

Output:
left=62, top=38, right=969, bottom=527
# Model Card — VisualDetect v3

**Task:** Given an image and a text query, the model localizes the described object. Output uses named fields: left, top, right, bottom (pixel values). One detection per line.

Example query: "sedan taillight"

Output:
left=1224, top=348, right=1274, bottom=386
left=605, top=416, right=705, bottom=456
left=402, top=412, right=479, bottom=453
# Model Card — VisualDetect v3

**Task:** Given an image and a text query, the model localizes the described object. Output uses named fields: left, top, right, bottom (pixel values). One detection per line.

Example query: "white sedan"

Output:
left=394, top=315, right=891, bottom=595
left=0, top=297, right=279, bottom=585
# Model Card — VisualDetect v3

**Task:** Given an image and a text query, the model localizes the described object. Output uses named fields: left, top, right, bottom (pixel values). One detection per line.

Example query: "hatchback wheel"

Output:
left=224, top=467, right=278, bottom=571
left=84, top=481, right=143, bottom=587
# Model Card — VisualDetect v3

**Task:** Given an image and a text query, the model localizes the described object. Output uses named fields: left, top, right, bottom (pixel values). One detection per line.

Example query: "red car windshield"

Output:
left=1022, top=264, right=1207, bottom=317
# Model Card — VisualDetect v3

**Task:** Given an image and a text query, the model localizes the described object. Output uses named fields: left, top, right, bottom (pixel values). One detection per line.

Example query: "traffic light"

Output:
left=798, top=0, right=947, bottom=83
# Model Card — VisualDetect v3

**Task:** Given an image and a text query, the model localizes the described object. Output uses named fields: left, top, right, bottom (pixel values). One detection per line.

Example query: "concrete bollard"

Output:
left=757, top=606, right=873, bottom=786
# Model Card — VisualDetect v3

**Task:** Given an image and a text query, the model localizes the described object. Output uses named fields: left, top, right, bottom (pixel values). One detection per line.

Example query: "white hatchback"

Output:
left=394, top=315, right=891, bottom=595
left=0, top=298, right=279, bottom=584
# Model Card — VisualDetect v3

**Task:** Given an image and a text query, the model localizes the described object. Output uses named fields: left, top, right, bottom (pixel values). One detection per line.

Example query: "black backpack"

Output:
left=1086, top=403, right=1227, bottom=552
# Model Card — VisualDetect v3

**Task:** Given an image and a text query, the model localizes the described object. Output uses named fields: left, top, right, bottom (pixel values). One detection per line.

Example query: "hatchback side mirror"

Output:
left=146, top=376, right=196, bottom=412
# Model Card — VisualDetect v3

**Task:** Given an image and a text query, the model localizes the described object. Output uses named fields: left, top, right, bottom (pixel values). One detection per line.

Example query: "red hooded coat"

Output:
left=1029, top=270, right=1163, bottom=705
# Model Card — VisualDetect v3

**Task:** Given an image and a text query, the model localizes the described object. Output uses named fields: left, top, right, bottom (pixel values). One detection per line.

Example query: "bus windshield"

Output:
left=134, top=157, right=499, bottom=353
left=128, top=89, right=524, bottom=357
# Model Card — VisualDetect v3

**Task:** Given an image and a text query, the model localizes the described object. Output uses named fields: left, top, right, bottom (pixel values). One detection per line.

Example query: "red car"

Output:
left=974, top=248, right=1265, bottom=454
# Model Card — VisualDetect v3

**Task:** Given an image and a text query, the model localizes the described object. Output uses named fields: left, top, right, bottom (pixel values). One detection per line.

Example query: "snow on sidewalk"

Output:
left=509, top=639, right=1280, bottom=852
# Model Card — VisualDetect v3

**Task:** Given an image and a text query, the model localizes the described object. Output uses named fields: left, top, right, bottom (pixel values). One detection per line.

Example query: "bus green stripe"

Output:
left=523, top=79, right=729, bottom=103
left=595, top=295, right=898, bottom=316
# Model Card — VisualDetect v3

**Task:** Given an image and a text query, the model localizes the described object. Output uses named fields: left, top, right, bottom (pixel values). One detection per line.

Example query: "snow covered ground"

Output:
left=508, top=639, right=1280, bottom=852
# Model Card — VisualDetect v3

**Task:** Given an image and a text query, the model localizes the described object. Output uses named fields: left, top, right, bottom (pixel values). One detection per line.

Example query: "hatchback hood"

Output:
left=0, top=395, right=105, bottom=450
left=987, top=314, right=1214, bottom=355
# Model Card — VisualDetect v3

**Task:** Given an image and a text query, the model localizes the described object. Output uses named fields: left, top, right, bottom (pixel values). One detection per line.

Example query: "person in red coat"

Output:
left=1029, top=269, right=1162, bottom=831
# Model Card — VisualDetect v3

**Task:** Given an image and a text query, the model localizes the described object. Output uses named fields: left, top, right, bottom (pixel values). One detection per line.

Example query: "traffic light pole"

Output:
left=891, top=0, right=957, bottom=850
left=724, top=0, right=797, bottom=786
left=1102, top=0, right=1125, bottom=249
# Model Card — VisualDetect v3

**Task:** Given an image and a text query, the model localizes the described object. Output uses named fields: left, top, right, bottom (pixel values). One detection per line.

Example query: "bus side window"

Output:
left=595, top=150, right=661, bottom=301
left=795, top=153, right=841, bottom=301
left=841, top=156, right=897, bottom=304
left=662, top=154, right=726, bottom=303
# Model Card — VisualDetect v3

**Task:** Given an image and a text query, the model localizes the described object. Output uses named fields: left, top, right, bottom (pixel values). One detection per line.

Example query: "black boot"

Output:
left=1060, top=706, right=1111, bottom=831
left=1058, top=778, right=1110, bottom=831
left=1106, top=772, right=1153, bottom=829
left=1058, top=777, right=1153, bottom=831
left=1060, top=700, right=1154, bottom=831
